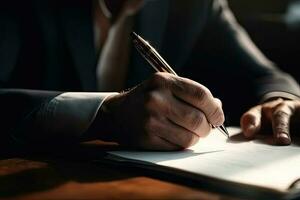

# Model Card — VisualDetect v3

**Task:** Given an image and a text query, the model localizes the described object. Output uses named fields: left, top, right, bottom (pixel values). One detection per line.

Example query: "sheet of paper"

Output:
left=109, top=127, right=300, bottom=192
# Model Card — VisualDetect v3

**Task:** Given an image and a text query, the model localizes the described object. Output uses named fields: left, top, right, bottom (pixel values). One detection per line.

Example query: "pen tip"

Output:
left=223, top=126, right=230, bottom=138
left=130, top=32, right=138, bottom=39
left=218, top=125, right=230, bottom=138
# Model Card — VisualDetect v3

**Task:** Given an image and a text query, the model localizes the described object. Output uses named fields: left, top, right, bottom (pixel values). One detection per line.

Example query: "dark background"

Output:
left=228, top=0, right=300, bottom=83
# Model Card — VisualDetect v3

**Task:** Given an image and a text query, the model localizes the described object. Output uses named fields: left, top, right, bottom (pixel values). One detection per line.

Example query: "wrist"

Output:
left=84, top=94, right=120, bottom=142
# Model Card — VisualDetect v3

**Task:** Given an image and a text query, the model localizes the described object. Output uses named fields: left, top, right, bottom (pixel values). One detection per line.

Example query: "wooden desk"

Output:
left=0, top=143, right=241, bottom=200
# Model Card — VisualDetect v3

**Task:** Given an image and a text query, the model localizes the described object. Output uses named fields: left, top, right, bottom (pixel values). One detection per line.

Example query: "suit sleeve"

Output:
left=208, top=0, right=300, bottom=101
left=0, top=89, right=117, bottom=148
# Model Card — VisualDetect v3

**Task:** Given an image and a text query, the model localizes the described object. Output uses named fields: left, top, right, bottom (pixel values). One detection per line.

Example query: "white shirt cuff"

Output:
left=36, top=92, right=118, bottom=139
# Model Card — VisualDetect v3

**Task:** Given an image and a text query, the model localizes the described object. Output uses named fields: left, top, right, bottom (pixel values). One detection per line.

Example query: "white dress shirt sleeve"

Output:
left=12, top=92, right=118, bottom=144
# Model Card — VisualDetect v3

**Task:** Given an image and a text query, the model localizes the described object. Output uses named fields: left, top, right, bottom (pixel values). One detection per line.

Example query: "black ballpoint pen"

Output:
left=130, top=32, right=229, bottom=138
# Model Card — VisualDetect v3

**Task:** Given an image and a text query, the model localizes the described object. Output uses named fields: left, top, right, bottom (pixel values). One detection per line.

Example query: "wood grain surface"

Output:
left=0, top=142, right=241, bottom=200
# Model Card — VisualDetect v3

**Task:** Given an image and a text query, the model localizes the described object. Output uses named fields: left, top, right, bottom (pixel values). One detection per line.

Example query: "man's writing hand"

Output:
left=101, top=73, right=224, bottom=150
left=241, top=98, right=300, bottom=145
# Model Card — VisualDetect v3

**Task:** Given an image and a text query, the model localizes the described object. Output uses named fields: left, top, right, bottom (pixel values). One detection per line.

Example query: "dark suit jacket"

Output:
left=0, top=0, right=299, bottom=148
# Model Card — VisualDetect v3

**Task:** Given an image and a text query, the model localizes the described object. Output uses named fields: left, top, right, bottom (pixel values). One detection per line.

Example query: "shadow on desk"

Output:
left=0, top=141, right=120, bottom=197
left=0, top=141, right=215, bottom=200
left=0, top=158, right=141, bottom=198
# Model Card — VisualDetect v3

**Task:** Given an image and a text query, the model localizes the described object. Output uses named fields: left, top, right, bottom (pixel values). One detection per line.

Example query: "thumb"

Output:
left=240, top=105, right=262, bottom=139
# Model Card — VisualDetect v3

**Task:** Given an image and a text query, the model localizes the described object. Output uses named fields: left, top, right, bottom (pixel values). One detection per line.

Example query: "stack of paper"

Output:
left=106, top=127, right=300, bottom=199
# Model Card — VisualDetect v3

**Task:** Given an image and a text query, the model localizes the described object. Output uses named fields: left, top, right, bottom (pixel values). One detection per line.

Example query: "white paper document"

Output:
left=109, top=127, right=300, bottom=192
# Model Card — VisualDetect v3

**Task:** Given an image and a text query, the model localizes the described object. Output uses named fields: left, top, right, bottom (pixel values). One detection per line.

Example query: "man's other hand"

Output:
left=241, top=98, right=300, bottom=145
left=101, top=73, right=224, bottom=150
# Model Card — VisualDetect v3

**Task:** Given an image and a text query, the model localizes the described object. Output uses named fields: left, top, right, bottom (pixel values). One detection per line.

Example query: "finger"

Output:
left=170, top=76, right=224, bottom=126
left=240, top=105, right=262, bottom=139
left=141, top=135, right=180, bottom=151
left=271, top=102, right=294, bottom=145
left=154, top=118, right=201, bottom=149
left=165, top=96, right=211, bottom=137
left=214, top=98, right=225, bottom=125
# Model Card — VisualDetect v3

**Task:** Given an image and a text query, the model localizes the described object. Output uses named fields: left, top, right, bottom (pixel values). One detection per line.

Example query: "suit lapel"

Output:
left=161, top=0, right=210, bottom=71
left=60, top=0, right=97, bottom=91
left=127, top=0, right=210, bottom=87
left=0, top=13, right=20, bottom=83
left=126, top=0, right=169, bottom=87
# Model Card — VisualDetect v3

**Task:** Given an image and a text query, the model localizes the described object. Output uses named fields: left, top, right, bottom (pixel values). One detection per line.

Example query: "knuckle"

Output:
left=196, top=118, right=211, bottom=137
left=170, top=104, right=190, bottom=122
left=208, top=106, right=224, bottom=125
left=180, top=133, right=198, bottom=149
left=279, top=102, right=294, bottom=113
left=172, top=78, right=185, bottom=93
left=150, top=72, right=170, bottom=88
left=181, top=107, right=192, bottom=119
left=274, top=126, right=289, bottom=134
left=272, top=109, right=290, bottom=133
left=273, top=102, right=287, bottom=111
left=144, top=91, right=160, bottom=110
left=146, top=91, right=158, bottom=102
left=271, top=102, right=294, bottom=122
left=272, top=109, right=290, bottom=121
left=194, top=87, right=210, bottom=106
left=145, top=91, right=171, bottom=116
left=189, top=111, right=205, bottom=132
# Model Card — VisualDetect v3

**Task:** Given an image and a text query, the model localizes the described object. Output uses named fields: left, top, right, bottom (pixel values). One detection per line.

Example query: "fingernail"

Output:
left=276, top=133, right=291, bottom=145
